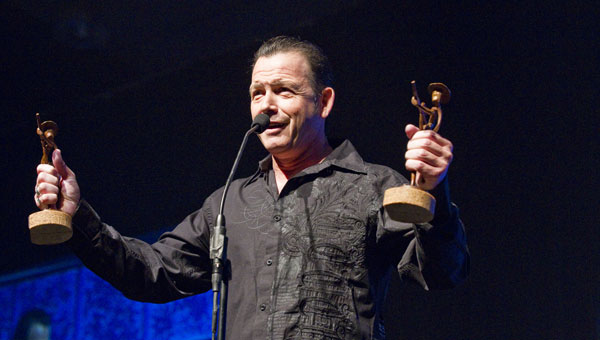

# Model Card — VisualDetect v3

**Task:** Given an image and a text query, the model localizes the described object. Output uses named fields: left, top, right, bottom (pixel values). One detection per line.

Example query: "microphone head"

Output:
left=251, top=113, right=270, bottom=133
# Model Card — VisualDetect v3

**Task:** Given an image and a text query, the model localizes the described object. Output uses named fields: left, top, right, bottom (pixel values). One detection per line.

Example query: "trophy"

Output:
left=383, top=81, right=451, bottom=223
left=28, top=113, right=73, bottom=245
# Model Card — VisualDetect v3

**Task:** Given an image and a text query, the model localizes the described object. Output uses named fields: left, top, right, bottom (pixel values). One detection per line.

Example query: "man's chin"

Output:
left=261, top=141, right=292, bottom=157
left=260, top=136, right=289, bottom=152
left=263, top=145, right=288, bottom=156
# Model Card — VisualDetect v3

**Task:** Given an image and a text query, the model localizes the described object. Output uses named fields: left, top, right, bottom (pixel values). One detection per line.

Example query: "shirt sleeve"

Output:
left=67, top=199, right=214, bottom=303
left=374, top=168, right=470, bottom=290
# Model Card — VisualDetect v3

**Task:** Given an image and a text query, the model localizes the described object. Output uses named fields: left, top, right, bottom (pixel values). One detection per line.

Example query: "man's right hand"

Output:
left=35, top=149, right=80, bottom=216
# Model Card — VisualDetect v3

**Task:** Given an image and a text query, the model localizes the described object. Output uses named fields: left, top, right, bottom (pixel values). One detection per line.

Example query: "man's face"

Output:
left=27, top=322, right=50, bottom=340
left=250, top=52, right=325, bottom=159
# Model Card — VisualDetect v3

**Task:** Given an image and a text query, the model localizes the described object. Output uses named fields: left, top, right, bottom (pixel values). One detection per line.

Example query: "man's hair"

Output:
left=252, top=36, right=334, bottom=94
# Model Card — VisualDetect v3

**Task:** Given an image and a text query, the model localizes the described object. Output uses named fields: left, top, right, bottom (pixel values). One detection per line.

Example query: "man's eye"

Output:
left=277, top=88, right=294, bottom=95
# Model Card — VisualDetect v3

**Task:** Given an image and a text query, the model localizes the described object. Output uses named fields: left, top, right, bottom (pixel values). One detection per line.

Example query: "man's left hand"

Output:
left=404, top=124, right=453, bottom=191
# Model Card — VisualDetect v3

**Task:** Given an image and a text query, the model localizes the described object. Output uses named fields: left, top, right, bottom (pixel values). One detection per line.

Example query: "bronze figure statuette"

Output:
left=383, top=81, right=451, bottom=223
left=28, top=113, right=73, bottom=245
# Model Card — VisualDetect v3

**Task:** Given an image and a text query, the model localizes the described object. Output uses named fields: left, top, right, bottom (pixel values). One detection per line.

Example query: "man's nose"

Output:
left=259, top=92, right=278, bottom=115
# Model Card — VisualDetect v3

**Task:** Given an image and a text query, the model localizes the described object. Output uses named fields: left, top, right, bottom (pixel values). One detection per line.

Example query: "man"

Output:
left=34, top=36, right=468, bottom=339
left=12, top=309, right=51, bottom=340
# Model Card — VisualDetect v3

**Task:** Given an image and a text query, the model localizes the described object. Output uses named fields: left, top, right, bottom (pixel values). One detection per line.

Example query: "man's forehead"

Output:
left=249, top=78, right=297, bottom=88
left=252, top=52, right=310, bottom=76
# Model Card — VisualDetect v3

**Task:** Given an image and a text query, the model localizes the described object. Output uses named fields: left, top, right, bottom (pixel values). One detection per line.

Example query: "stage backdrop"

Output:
left=0, top=256, right=212, bottom=340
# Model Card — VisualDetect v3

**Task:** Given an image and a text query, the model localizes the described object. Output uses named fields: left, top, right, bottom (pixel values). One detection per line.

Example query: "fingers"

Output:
left=35, top=168, right=60, bottom=208
left=404, top=124, right=454, bottom=191
left=405, top=149, right=447, bottom=168
left=36, top=167, right=59, bottom=185
left=35, top=192, right=57, bottom=208
left=34, top=186, right=47, bottom=209
left=35, top=154, right=63, bottom=209
left=406, top=130, right=452, bottom=162
left=34, top=182, right=58, bottom=209
left=405, top=139, right=453, bottom=165
left=406, top=128, right=453, bottom=151
left=405, top=159, right=448, bottom=179
left=36, top=182, right=59, bottom=196
left=34, top=193, right=46, bottom=210
left=34, top=149, right=81, bottom=216
left=36, top=166, right=59, bottom=192
left=37, top=163, right=58, bottom=178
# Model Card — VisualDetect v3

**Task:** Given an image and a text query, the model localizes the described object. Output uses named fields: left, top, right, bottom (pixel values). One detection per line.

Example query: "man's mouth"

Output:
left=267, top=121, right=287, bottom=129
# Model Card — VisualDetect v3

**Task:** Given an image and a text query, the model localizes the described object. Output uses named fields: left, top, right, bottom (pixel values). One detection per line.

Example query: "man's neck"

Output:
left=271, top=139, right=332, bottom=193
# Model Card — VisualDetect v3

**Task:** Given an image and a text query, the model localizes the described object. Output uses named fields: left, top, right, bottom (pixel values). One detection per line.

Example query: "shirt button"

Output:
left=260, top=304, right=267, bottom=311
left=273, top=215, right=281, bottom=222
left=266, top=259, right=273, bottom=266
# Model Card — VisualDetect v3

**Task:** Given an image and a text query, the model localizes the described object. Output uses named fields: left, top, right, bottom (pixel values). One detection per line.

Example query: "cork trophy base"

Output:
left=28, top=209, right=73, bottom=245
left=383, top=185, right=436, bottom=224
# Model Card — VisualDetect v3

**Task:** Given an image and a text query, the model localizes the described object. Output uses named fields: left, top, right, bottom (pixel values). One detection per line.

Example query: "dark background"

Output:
left=2, top=1, right=598, bottom=339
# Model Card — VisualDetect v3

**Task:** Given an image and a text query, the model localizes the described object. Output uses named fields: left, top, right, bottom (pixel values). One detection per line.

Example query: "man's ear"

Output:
left=319, top=87, right=335, bottom=119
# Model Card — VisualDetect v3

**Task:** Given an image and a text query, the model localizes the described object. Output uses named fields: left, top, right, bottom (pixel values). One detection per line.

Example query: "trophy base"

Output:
left=28, top=209, right=73, bottom=245
left=383, top=185, right=436, bottom=224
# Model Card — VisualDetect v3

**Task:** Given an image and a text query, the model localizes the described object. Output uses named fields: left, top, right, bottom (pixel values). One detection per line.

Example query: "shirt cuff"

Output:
left=429, top=174, right=452, bottom=226
left=68, top=199, right=104, bottom=243
left=414, top=175, right=462, bottom=240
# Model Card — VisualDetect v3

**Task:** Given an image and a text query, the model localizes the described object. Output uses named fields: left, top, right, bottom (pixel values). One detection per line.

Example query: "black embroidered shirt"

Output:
left=69, top=140, right=469, bottom=340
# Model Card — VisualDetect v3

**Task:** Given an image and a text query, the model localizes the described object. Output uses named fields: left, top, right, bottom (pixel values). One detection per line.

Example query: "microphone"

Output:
left=250, top=113, right=270, bottom=133
left=209, top=113, right=269, bottom=340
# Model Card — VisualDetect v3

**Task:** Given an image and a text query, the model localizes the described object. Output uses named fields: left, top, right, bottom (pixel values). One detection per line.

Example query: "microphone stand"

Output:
left=210, top=114, right=268, bottom=340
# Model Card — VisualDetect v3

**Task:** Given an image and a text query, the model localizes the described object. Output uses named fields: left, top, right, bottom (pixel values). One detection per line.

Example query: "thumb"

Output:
left=405, top=124, right=420, bottom=140
left=52, top=149, right=73, bottom=179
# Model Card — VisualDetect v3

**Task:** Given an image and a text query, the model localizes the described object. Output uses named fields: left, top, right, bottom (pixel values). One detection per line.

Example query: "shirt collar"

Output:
left=322, top=139, right=367, bottom=174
